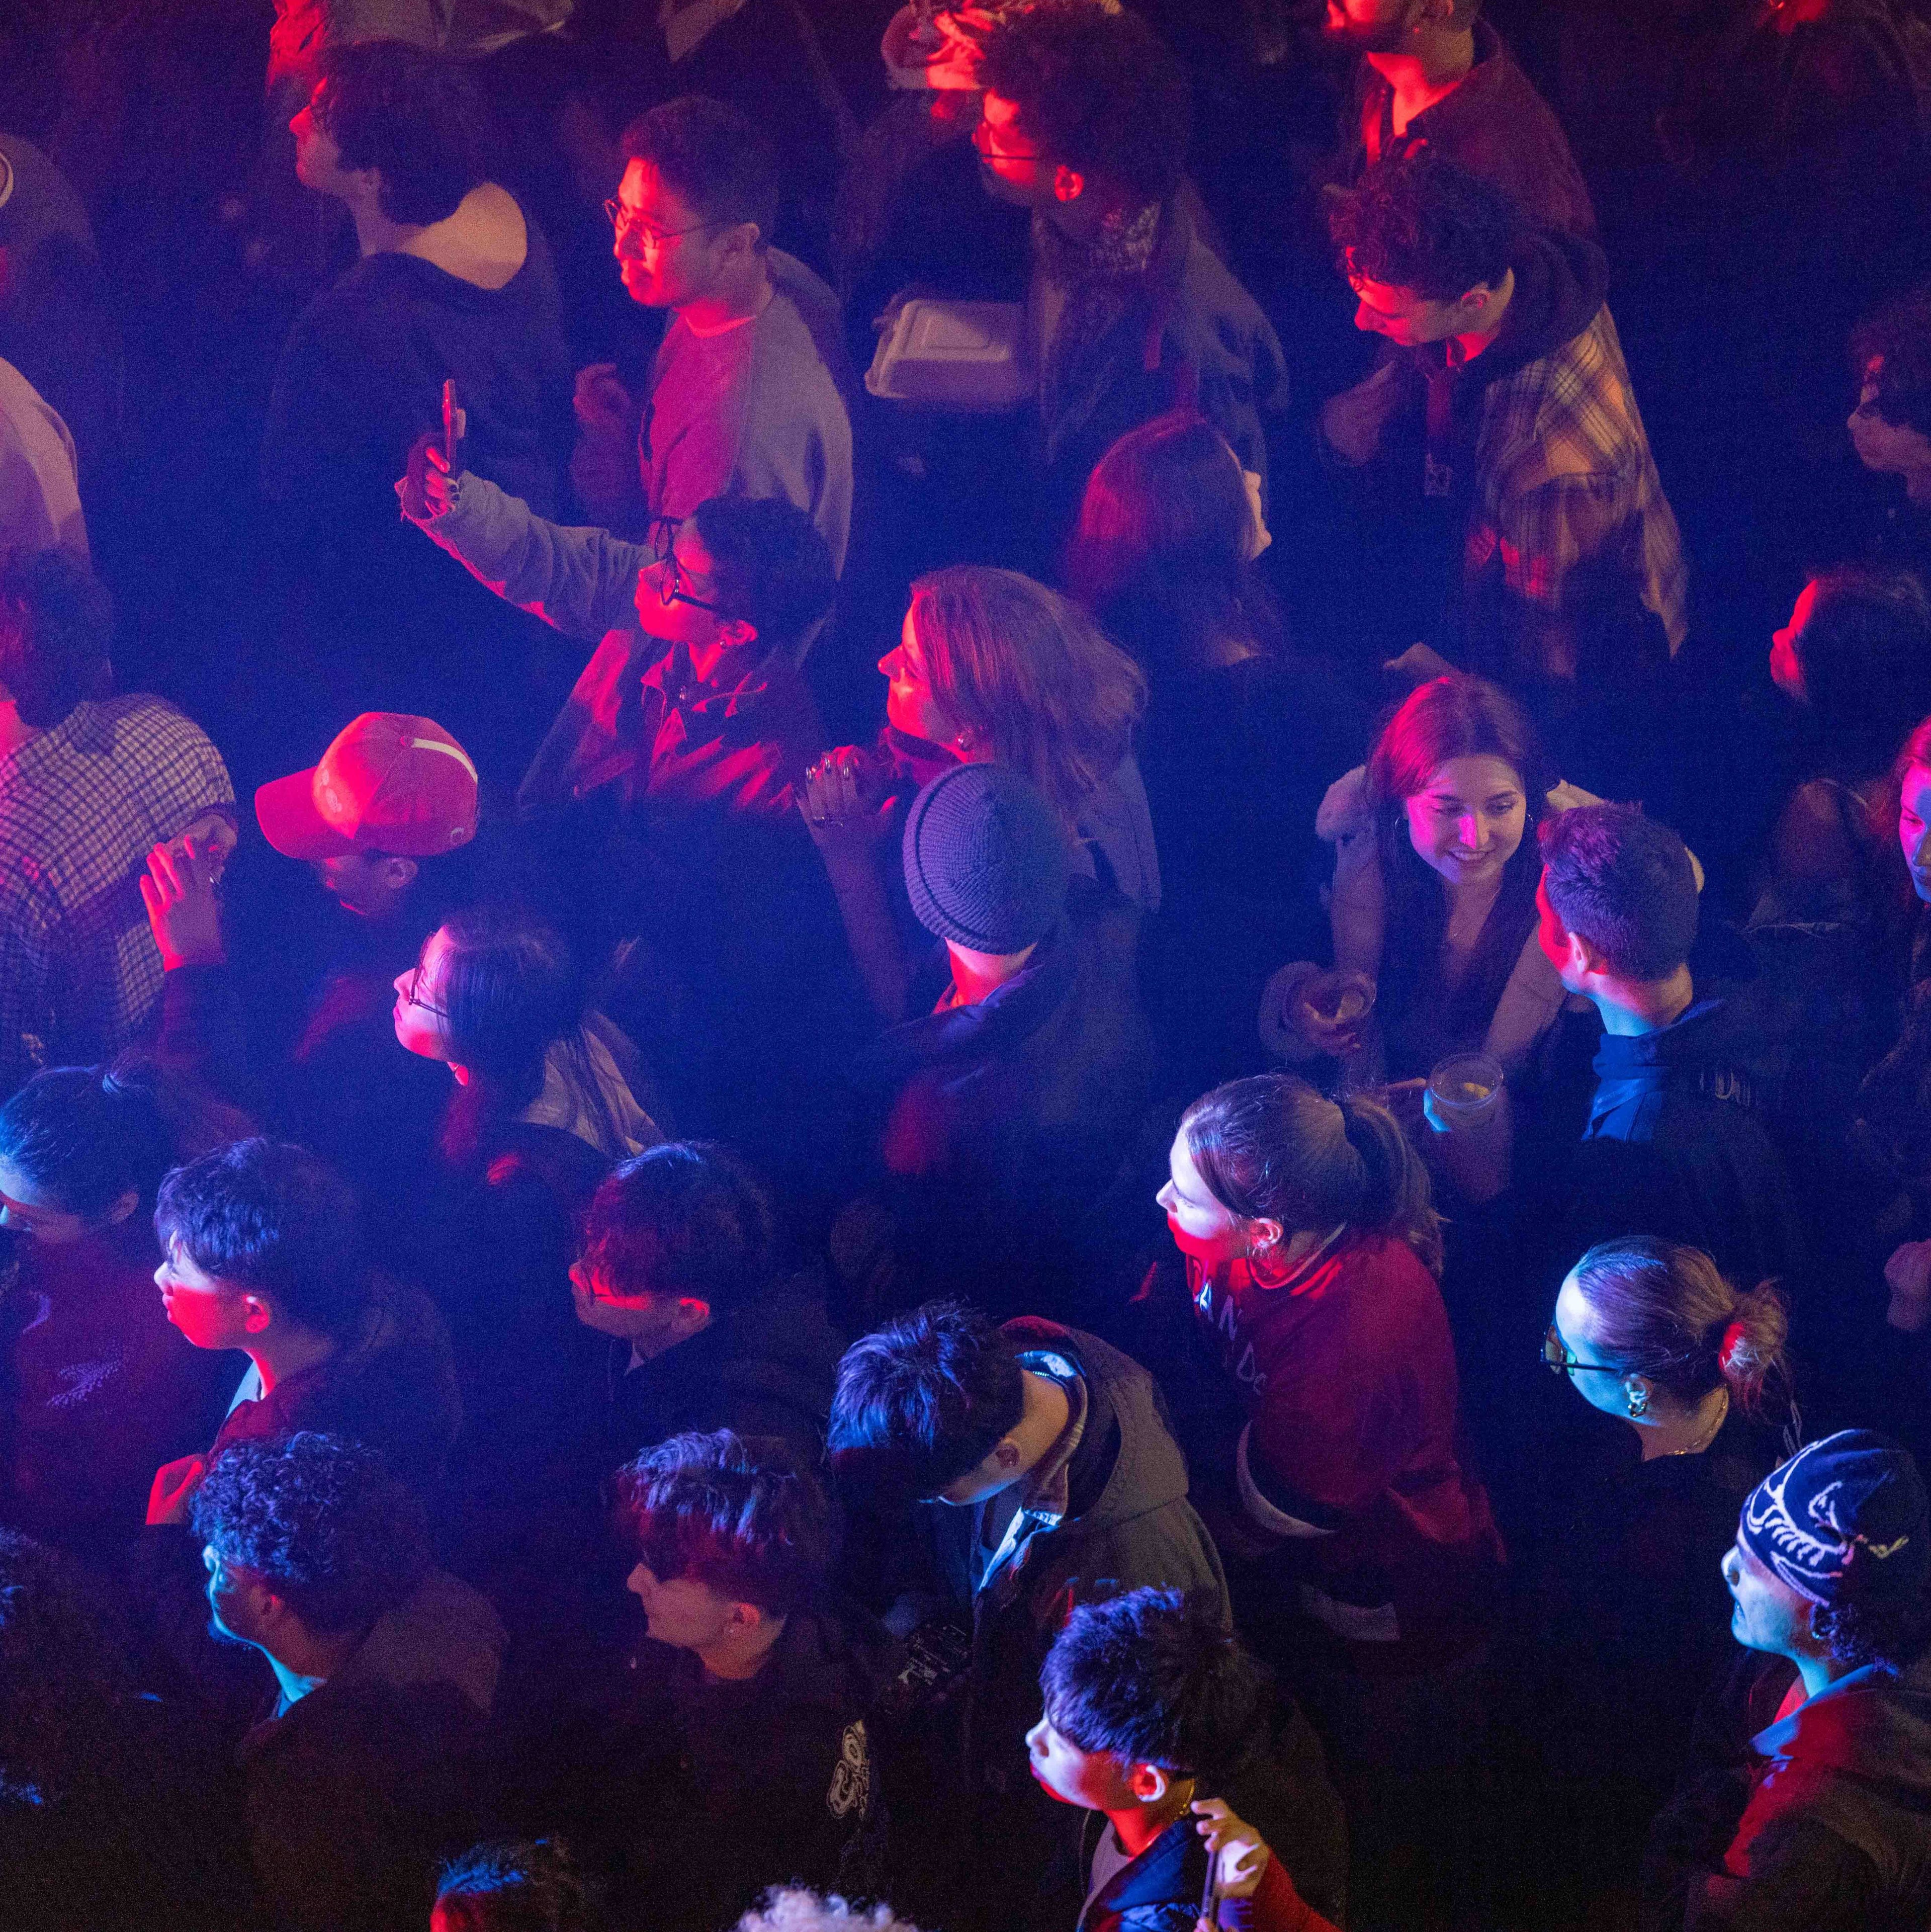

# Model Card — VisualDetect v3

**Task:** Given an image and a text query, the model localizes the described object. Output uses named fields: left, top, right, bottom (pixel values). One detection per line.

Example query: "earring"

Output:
left=1626, top=1388, right=1649, bottom=1419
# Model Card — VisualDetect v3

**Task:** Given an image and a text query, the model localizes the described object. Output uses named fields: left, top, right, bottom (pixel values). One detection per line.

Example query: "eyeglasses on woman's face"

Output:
left=1542, top=1324, right=1623, bottom=1377
left=398, top=961, right=449, bottom=1022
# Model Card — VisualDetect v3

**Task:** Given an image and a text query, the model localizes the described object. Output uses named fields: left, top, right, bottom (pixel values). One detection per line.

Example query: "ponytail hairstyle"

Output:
left=0, top=1053, right=251, bottom=1229
left=1179, top=1072, right=1443, bottom=1277
left=1567, top=1237, right=1791, bottom=1419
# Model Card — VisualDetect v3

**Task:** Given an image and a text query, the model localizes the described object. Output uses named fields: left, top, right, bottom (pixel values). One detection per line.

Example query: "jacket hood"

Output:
left=1736, top=1651, right=1931, bottom=1880
left=333, top=1567, right=507, bottom=1714
left=1474, top=227, right=1610, bottom=386
left=1002, top=1318, right=1192, bottom=1531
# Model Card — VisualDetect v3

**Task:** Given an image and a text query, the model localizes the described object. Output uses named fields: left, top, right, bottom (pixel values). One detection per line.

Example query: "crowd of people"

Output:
left=3, top=0, right=1931, bottom=1928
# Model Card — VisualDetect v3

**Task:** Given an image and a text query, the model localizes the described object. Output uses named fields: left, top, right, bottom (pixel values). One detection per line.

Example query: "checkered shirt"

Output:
left=1467, top=305, right=1689, bottom=679
left=0, top=695, right=234, bottom=1093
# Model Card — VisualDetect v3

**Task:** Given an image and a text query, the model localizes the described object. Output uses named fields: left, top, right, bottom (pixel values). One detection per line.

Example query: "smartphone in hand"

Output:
left=442, top=378, right=464, bottom=472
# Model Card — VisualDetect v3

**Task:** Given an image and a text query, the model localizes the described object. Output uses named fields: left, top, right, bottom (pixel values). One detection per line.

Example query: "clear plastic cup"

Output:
left=1299, top=968, right=1375, bottom=1031
left=1426, top=1052, right=1505, bottom=1129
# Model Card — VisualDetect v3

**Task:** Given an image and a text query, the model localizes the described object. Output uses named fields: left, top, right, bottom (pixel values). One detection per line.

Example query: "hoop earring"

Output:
left=1626, top=1388, right=1649, bottom=1419
left=1247, top=1240, right=1294, bottom=1290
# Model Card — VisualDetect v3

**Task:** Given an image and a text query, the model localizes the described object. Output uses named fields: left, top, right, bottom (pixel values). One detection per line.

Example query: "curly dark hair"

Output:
left=313, top=39, right=490, bottom=226
left=0, top=548, right=112, bottom=730
left=1850, top=284, right=1931, bottom=439
left=435, top=1838, right=604, bottom=1932
left=980, top=0, right=1191, bottom=203
left=1811, top=1586, right=1931, bottom=1674
left=1327, top=151, right=1524, bottom=302
left=191, top=1432, right=431, bottom=1637
left=829, top=1300, right=1025, bottom=1499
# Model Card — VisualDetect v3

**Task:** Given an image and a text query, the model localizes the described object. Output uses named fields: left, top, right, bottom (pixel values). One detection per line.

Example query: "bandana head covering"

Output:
left=1739, top=1430, right=1930, bottom=1608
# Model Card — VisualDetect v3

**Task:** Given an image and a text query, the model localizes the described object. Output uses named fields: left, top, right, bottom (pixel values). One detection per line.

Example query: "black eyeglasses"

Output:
left=602, top=202, right=720, bottom=250
left=1542, top=1325, right=1623, bottom=1377
left=646, top=517, right=729, bottom=616
left=399, top=962, right=450, bottom=1023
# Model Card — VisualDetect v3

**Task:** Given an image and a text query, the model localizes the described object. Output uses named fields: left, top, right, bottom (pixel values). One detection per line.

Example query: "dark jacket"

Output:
left=850, top=876, right=1153, bottom=1322
left=237, top=1569, right=504, bottom=1932
left=411, top=1119, right=615, bottom=1626
left=1035, top=195, right=1285, bottom=553
left=920, top=1320, right=1229, bottom=1932
left=128, top=1278, right=463, bottom=1726
left=1565, top=996, right=1809, bottom=1295
left=210, top=1274, right=462, bottom=1486
left=941, top=1321, right=1230, bottom=1796
left=557, top=1602, right=899, bottom=1932
left=597, top=1268, right=843, bottom=1469
left=1643, top=1647, right=1931, bottom=1932
left=1527, top=1404, right=1794, bottom=1872
left=1075, top=1699, right=1348, bottom=1932
left=1, top=1218, right=232, bottom=1562
left=1341, top=21, right=1599, bottom=237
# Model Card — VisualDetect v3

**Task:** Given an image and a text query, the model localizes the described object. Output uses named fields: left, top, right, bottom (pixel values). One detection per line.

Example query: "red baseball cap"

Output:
left=254, top=714, right=479, bottom=861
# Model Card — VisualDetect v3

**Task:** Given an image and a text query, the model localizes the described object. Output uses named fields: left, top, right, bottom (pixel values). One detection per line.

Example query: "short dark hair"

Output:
left=1039, top=1588, right=1266, bottom=1786
left=1538, top=804, right=1699, bottom=980
left=580, top=1141, right=775, bottom=1310
left=191, top=1432, right=431, bottom=1636
left=828, top=1301, right=1025, bottom=1499
left=0, top=548, right=112, bottom=729
left=435, top=1839, right=600, bottom=1932
left=315, top=40, right=490, bottom=227
left=1794, top=566, right=1931, bottom=776
left=980, top=0, right=1191, bottom=203
left=1327, top=152, right=1523, bottom=302
left=153, top=1138, right=370, bottom=1339
left=619, top=96, right=778, bottom=241
left=688, top=496, right=837, bottom=649
left=615, top=1430, right=832, bottom=1617
left=1850, top=284, right=1931, bottom=439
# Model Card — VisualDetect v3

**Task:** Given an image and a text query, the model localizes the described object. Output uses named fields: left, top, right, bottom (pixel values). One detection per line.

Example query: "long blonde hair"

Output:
left=907, top=565, right=1146, bottom=823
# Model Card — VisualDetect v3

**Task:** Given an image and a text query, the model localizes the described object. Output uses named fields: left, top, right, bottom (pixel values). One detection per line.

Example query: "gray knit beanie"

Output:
left=902, top=763, right=1071, bottom=953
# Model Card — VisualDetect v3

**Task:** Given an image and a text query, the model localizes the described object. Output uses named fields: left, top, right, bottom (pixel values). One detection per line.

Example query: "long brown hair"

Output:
left=906, top=565, right=1147, bottom=824
left=1365, top=675, right=1556, bottom=1057
left=1180, top=1072, right=1443, bottom=1276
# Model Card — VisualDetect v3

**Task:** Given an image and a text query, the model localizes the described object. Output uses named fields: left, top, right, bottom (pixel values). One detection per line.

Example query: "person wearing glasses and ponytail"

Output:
left=1156, top=1070, right=1501, bottom=1932
left=1525, top=1237, right=1798, bottom=1918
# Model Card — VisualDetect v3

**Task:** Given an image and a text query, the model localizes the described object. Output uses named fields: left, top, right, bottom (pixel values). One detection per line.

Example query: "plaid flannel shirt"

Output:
left=1466, top=305, right=1689, bottom=680
left=0, top=695, right=233, bottom=1094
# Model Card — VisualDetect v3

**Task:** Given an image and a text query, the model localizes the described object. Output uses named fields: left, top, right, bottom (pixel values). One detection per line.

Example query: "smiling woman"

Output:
left=1270, top=673, right=1585, bottom=1085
